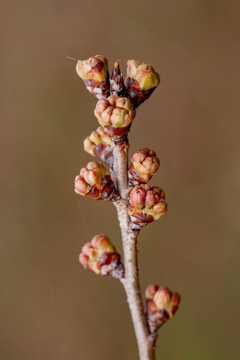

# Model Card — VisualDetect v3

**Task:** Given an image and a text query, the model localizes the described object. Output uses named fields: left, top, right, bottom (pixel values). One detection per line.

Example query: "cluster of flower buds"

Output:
left=145, top=284, right=180, bottom=333
left=76, top=55, right=160, bottom=110
left=129, top=148, right=160, bottom=185
left=94, top=95, right=135, bottom=138
left=83, top=127, right=113, bottom=168
left=74, top=161, right=120, bottom=201
left=125, top=60, right=160, bottom=109
left=128, top=184, right=167, bottom=230
left=79, top=234, right=124, bottom=279
left=76, top=55, right=110, bottom=99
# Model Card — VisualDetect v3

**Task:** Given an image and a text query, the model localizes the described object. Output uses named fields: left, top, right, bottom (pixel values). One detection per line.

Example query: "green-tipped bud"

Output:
left=125, top=60, right=160, bottom=108
left=145, top=284, right=180, bottom=333
left=128, top=184, right=167, bottom=229
left=83, top=127, right=113, bottom=167
left=110, top=60, right=126, bottom=97
left=76, top=55, right=110, bottom=99
left=94, top=95, right=135, bottom=137
left=129, top=148, right=160, bottom=185
left=79, top=234, right=124, bottom=278
left=74, top=161, right=120, bottom=201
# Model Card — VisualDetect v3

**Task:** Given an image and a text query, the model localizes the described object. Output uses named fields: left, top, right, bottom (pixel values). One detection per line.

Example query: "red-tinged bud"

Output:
left=79, top=234, right=124, bottom=278
left=125, top=60, right=160, bottom=109
left=74, top=161, right=120, bottom=201
left=145, top=284, right=159, bottom=300
left=83, top=127, right=113, bottom=167
left=110, top=60, right=126, bottom=97
left=128, top=185, right=167, bottom=230
left=94, top=95, right=135, bottom=139
left=76, top=55, right=110, bottom=99
left=74, top=175, right=90, bottom=195
left=129, top=148, right=160, bottom=185
left=145, top=284, right=181, bottom=333
left=129, top=184, right=148, bottom=209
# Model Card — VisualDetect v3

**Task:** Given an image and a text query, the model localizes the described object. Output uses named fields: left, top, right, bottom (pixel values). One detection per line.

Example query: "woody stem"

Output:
left=113, top=143, right=157, bottom=360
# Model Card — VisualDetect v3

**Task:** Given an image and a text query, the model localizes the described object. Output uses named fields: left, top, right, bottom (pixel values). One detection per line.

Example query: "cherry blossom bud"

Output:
left=129, top=148, right=160, bottom=185
left=125, top=60, right=160, bottom=108
left=94, top=95, right=135, bottom=138
left=74, top=161, right=120, bottom=201
left=128, top=184, right=167, bottom=229
left=83, top=127, right=113, bottom=167
left=76, top=55, right=110, bottom=99
left=145, top=285, right=180, bottom=333
left=110, top=60, right=126, bottom=97
left=79, top=234, right=124, bottom=278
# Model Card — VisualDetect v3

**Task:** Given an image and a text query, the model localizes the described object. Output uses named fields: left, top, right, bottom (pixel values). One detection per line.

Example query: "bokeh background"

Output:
left=1, top=0, right=240, bottom=359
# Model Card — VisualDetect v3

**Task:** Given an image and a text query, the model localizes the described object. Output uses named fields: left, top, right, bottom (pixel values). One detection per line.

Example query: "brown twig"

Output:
left=113, top=144, right=157, bottom=360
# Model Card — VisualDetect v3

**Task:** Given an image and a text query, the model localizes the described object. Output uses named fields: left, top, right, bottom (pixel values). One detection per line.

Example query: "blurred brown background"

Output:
left=1, top=0, right=240, bottom=359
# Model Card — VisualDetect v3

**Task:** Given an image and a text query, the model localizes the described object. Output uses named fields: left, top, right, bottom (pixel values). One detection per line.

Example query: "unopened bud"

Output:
left=125, top=60, right=160, bottom=108
left=94, top=95, right=135, bottom=138
left=79, top=234, right=124, bottom=278
left=145, top=284, right=180, bottom=333
left=83, top=127, right=113, bottom=167
left=128, top=184, right=167, bottom=229
left=80, top=161, right=108, bottom=186
left=110, top=60, right=126, bottom=97
left=74, top=161, right=120, bottom=201
left=129, top=148, right=160, bottom=185
left=76, top=55, right=110, bottom=99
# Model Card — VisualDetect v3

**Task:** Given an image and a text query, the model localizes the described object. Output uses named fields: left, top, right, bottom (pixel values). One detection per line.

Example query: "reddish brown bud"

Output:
left=79, top=234, right=124, bottom=278
left=74, top=161, right=120, bottom=201
left=83, top=127, right=113, bottom=167
left=128, top=184, right=167, bottom=229
left=145, top=284, right=180, bottom=333
left=94, top=95, right=135, bottom=139
left=125, top=60, right=160, bottom=108
left=76, top=55, right=110, bottom=99
left=129, top=148, right=160, bottom=185
left=110, top=60, right=126, bottom=97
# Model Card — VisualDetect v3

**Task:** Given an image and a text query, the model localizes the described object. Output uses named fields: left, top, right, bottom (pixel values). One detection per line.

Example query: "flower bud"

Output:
left=110, top=60, right=126, bottom=97
left=128, top=184, right=167, bottom=229
left=145, top=284, right=180, bottom=333
left=125, top=60, right=160, bottom=108
left=76, top=55, right=110, bottom=99
left=80, top=161, right=108, bottom=186
left=74, top=161, right=120, bottom=201
left=83, top=127, right=113, bottom=167
left=94, top=95, right=135, bottom=137
left=79, top=234, right=124, bottom=278
left=129, top=148, right=160, bottom=185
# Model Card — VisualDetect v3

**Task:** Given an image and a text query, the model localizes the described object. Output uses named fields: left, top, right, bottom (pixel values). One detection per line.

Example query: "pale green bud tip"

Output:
left=76, top=55, right=108, bottom=83
left=127, top=60, right=160, bottom=90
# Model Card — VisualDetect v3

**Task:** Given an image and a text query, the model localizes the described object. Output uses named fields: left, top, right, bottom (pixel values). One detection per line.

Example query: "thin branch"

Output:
left=113, top=144, right=157, bottom=360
